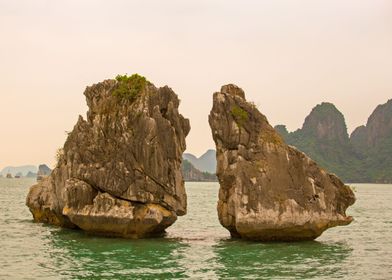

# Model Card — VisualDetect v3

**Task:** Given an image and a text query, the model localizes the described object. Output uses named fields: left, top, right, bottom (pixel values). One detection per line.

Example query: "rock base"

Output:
left=27, top=177, right=178, bottom=238
left=63, top=193, right=177, bottom=239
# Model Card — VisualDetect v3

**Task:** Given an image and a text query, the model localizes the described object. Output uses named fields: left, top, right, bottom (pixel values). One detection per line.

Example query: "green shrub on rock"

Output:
left=231, top=105, right=248, bottom=127
left=112, top=74, right=147, bottom=101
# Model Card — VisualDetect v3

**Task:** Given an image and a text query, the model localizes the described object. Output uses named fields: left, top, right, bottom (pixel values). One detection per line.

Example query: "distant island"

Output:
left=0, top=164, right=52, bottom=179
left=1, top=160, right=215, bottom=182
left=182, top=150, right=217, bottom=182
left=181, top=159, right=217, bottom=182
left=183, top=149, right=216, bottom=174
left=0, top=165, right=37, bottom=177
left=275, top=99, right=392, bottom=183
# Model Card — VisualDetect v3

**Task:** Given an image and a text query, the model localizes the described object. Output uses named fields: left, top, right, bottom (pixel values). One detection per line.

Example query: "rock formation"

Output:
left=350, top=99, right=392, bottom=183
left=36, top=164, right=52, bottom=181
left=26, top=74, right=190, bottom=238
left=351, top=99, right=392, bottom=150
left=274, top=103, right=357, bottom=182
left=276, top=99, right=392, bottom=183
left=301, top=102, right=350, bottom=143
left=209, top=84, right=355, bottom=241
left=37, top=164, right=52, bottom=176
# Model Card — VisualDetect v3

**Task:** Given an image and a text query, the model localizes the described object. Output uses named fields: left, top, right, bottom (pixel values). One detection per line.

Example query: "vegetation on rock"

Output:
left=209, top=84, right=355, bottom=241
left=55, top=148, right=64, bottom=165
left=112, top=74, right=147, bottom=101
left=231, top=105, right=248, bottom=127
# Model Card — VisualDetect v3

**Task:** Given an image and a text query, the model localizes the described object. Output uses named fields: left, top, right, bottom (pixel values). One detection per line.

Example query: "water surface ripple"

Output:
left=0, top=179, right=391, bottom=279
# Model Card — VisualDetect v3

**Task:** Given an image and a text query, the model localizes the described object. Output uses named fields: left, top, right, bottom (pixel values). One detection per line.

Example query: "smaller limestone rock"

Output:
left=209, top=84, right=356, bottom=241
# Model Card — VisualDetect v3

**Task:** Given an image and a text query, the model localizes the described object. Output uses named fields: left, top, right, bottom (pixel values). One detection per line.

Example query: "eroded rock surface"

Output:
left=26, top=76, right=190, bottom=238
left=209, top=84, right=355, bottom=241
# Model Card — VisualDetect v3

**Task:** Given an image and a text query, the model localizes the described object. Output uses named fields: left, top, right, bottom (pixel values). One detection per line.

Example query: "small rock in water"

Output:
left=209, top=84, right=355, bottom=241
left=26, top=74, right=190, bottom=238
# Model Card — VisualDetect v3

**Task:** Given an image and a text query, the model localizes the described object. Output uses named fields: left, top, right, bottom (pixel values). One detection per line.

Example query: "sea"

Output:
left=0, top=178, right=391, bottom=280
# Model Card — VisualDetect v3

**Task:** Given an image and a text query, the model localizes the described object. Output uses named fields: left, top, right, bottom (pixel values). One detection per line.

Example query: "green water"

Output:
left=0, top=178, right=391, bottom=279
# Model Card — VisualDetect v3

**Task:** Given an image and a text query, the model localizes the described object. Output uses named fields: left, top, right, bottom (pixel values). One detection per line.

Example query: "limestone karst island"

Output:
left=25, top=76, right=355, bottom=242
left=27, top=75, right=190, bottom=238
left=2, top=1, right=392, bottom=279
left=209, top=85, right=355, bottom=241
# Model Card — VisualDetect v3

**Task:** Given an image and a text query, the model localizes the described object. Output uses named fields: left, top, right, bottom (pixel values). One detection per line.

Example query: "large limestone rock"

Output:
left=26, top=75, right=190, bottom=238
left=209, top=84, right=355, bottom=241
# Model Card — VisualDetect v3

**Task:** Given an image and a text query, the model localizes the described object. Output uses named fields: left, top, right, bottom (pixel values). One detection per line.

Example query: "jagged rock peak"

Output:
left=302, top=102, right=349, bottom=143
left=26, top=74, right=190, bottom=238
left=37, top=164, right=52, bottom=176
left=351, top=99, right=392, bottom=149
left=221, top=84, right=245, bottom=99
left=209, top=84, right=355, bottom=241
left=183, top=149, right=217, bottom=174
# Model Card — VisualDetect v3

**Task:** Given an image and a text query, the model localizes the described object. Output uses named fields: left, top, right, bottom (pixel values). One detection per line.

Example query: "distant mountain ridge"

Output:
left=275, top=99, right=392, bottom=183
left=0, top=165, right=37, bottom=176
left=0, top=164, right=51, bottom=177
left=183, top=149, right=216, bottom=173
left=181, top=159, right=217, bottom=182
left=26, top=171, right=37, bottom=178
left=351, top=99, right=392, bottom=150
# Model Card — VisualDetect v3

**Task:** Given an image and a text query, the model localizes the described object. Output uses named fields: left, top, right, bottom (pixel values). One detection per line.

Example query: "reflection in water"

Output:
left=46, top=226, right=352, bottom=280
left=175, top=239, right=225, bottom=279
left=47, top=228, right=190, bottom=279
left=213, top=240, right=352, bottom=279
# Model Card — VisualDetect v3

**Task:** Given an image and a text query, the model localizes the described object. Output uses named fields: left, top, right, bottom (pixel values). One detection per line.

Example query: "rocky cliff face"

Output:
left=275, top=103, right=358, bottom=182
left=350, top=99, right=392, bottom=183
left=351, top=99, right=392, bottom=150
left=209, top=84, right=355, bottom=241
left=26, top=75, right=190, bottom=238
left=276, top=99, right=392, bottom=183
left=302, top=103, right=349, bottom=143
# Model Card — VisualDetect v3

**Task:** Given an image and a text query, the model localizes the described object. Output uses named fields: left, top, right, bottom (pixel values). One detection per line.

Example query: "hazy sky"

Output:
left=1, top=0, right=392, bottom=168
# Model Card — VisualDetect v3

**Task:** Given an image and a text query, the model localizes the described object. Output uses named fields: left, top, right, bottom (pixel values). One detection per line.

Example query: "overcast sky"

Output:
left=1, top=0, right=391, bottom=168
